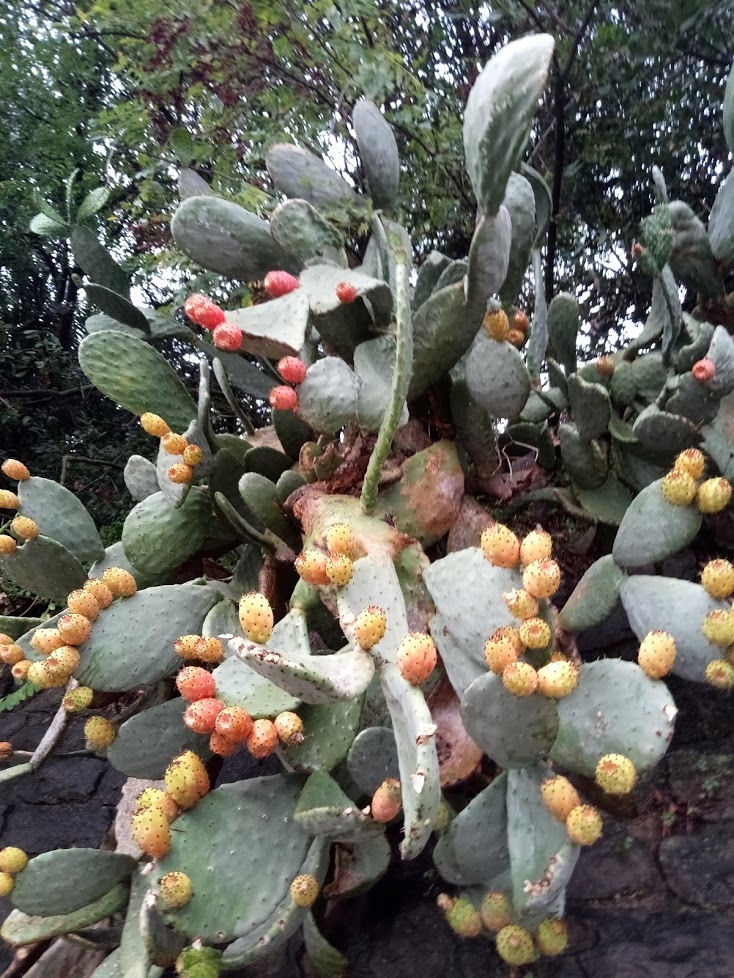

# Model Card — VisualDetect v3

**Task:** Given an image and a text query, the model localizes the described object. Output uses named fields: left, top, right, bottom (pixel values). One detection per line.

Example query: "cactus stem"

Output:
left=361, top=221, right=413, bottom=514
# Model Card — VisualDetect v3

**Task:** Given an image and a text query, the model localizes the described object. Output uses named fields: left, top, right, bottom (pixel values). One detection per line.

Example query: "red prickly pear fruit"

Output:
left=325, top=553, right=353, bottom=586
left=484, top=629, right=520, bottom=674
left=566, top=805, right=603, bottom=845
left=264, top=270, right=300, bottom=298
left=508, top=328, right=525, bottom=348
left=132, top=805, right=171, bottom=858
left=520, top=528, right=553, bottom=566
left=674, top=447, right=705, bottom=480
left=480, top=890, right=512, bottom=932
left=662, top=469, right=697, bottom=506
left=57, top=613, right=92, bottom=646
left=496, top=924, right=536, bottom=965
left=209, top=730, right=238, bottom=757
left=295, top=549, right=330, bottom=586
left=159, top=871, right=192, bottom=908
left=2, top=459, right=30, bottom=481
left=30, top=627, right=65, bottom=655
left=0, top=535, right=16, bottom=555
left=536, top=917, right=569, bottom=956
left=273, top=711, right=304, bottom=746
left=480, top=523, right=520, bottom=568
left=436, top=894, right=482, bottom=938
left=102, top=567, right=137, bottom=597
left=161, top=432, right=188, bottom=455
left=84, top=716, right=116, bottom=749
left=595, top=753, right=637, bottom=795
left=290, top=873, right=319, bottom=907
left=165, top=751, right=209, bottom=809
left=11, top=516, right=38, bottom=540
left=512, top=310, right=529, bottom=334
left=0, top=490, right=20, bottom=510
left=183, top=698, right=225, bottom=734
left=238, top=592, right=274, bottom=644
left=277, top=356, right=307, bottom=384
left=246, top=718, right=278, bottom=758
left=182, top=444, right=203, bottom=466
left=371, top=778, right=402, bottom=823
left=536, top=660, right=578, bottom=698
left=269, top=385, right=298, bottom=411
left=215, top=706, right=253, bottom=741
left=396, top=632, right=437, bottom=685
left=502, top=661, right=538, bottom=697
left=0, top=847, right=28, bottom=873
left=67, top=589, right=101, bottom=621
left=134, top=787, right=178, bottom=822
left=697, top=477, right=732, bottom=513
left=168, top=462, right=194, bottom=485
left=596, top=355, right=615, bottom=377
left=184, top=294, right=225, bottom=330
left=335, top=281, right=358, bottom=303
left=176, top=666, right=217, bottom=701
left=637, top=630, right=676, bottom=679
left=522, top=558, right=561, bottom=600
left=212, top=321, right=243, bottom=351
left=83, top=578, right=114, bottom=609
left=140, top=412, right=170, bottom=438
left=692, top=358, right=715, bottom=383
left=195, top=637, right=225, bottom=663
left=353, top=606, right=387, bottom=650
left=325, top=522, right=356, bottom=557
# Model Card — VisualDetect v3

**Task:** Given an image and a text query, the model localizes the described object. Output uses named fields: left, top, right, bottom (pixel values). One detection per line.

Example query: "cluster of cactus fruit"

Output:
left=1, top=32, right=733, bottom=976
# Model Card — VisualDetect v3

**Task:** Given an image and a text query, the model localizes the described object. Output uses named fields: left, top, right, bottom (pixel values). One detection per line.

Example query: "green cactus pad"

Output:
left=451, top=379, right=498, bottom=481
left=84, top=284, right=151, bottom=333
left=621, top=575, right=726, bottom=682
left=0, top=615, right=44, bottom=639
left=612, top=479, right=702, bottom=568
left=500, top=173, right=536, bottom=305
left=266, top=144, right=358, bottom=208
left=107, top=698, right=211, bottom=778
left=708, top=171, right=734, bottom=266
left=207, top=346, right=276, bottom=399
left=352, top=99, right=399, bottom=211
left=380, top=662, right=440, bottom=859
left=280, top=698, right=362, bottom=774
left=89, top=541, right=168, bottom=590
left=238, top=471, right=294, bottom=543
left=226, top=289, right=310, bottom=359
left=272, top=409, right=312, bottom=462
left=409, top=282, right=483, bottom=400
left=549, top=659, right=677, bottom=777
left=704, top=326, right=734, bottom=398
left=12, top=849, right=135, bottom=917
left=433, top=773, right=509, bottom=887
left=434, top=259, right=467, bottom=292
left=465, top=209, right=512, bottom=309
left=507, top=765, right=579, bottom=916
left=71, top=225, right=130, bottom=298
left=124, top=455, right=159, bottom=502
left=463, top=33, right=554, bottom=216
left=297, top=357, right=360, bottom=435
left=122, top=488, right=211, bottom=577
left=303, top=912, right=348, bottom=978
left=413, top=251, right=451, bottom=310
left=79, top=331, right=197, bottom=432
left=466, top=335, right=530, bottom=420
left=611, top=442, right=668, bottom=492
left=628, top=269, right=681, bottom=358
left=157, top=775, right=311, bottom=943
left=18, top=476, right=104, bottom=563
left=299, top=264, right=392, bottom=324
left=0, top=883, right=129, bottom=947
left=548, top=293, right=579, bottom=375
left=632, top=406, right=700, bottom=455
left=703, top=392, right=734, bottom=481
left=171, top=194, right=295, bottom=279
left=573, top=474, right=633, bottom=525
left=0, top=535, right=87, bottom=603
left=244, top=447, right=294, bottom=484
left=270, top=198, right=346, bottom=267
left=276, top=469, right=307, bottom=502
left=336, top=556, right=409, bottom=665
left=213, top=655, right=301, bottom=718
left=668, top=200, right=724, bottom=299
left=119, top=870, right=151, bottom=978
left=558, top=555, right=626, bottom=633
left=346, top=727, right=400, bottom=797
left=325, top=834, right=391, bottom=899
left=354, top=336, right=409, bottom=433
left=424, top=548, right=523, bottom=698
left=724, top=60, right=734, bottom=153
left=461, top=672, right=559, bottom=768
left=202, top=597, right=243, bottom=645
left=294, top=770, right=383, bottom=841
left=567, top=374, right=612, bottom=441
left=559, top=423, right=608, bottom=489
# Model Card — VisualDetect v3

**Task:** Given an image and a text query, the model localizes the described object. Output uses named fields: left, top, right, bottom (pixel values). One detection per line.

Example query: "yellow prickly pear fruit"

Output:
left=696, top=477, right=732, bottom=513
left=165, top=751, right=209, bottom=809
left=483, top=628, right=519, bottom=675
left=132, top=805, right=171, bottom=859
left=0, top=644, right=24, bottom=666
left=502, top=661, right=538, bottom=697
left=168, top=462, right=194, bottom=484
left=67, top=589, right=102, bottom=621
left=661, top=469, right=698, bottom=506
left=295, top=549, right=330, bottom=585
left=705, top=659, right=734, bottom=689
left=480, top=523, right=520, bottom=568
left=238, top=592, right=274, bottom=644
left=140, top=413, right=170, bottom=438
left=290, top=874, right=319, bottom=908
left=519, top=617, right=551, bottom=650
left=371, top=778, right=402, bottom=823
left=246, top=718, right=279, bottom=758
left=701, top=559, right=734, bottom=599
left=11, top=660, right=31, bottom=681
left=46, top=645, right=81, bottom=678
left=161, top=432, right=188, bottom=455
left=182, top=444, right=203, bottom=466
left=325, top=522, right=356, bottom=557
left=27, top=660, right=65, bottom=689
left=702, top=609, right=734, bottom=647
left=57, top=613, right=92, bottom=646
left=479, top=890, right=512, bottom=932
left=540, top=775, right=580, bottom=822
left=397, top=632, right=437, bottom=685
left=2, top=459, right=30, bottom=481
left=134, top=787, right=179, bottom=822
left=595, top=753, right=637, bottom=795
left=0, top=490, right=20, bottom=510
left=83, top=578, right=114, bottom=609
left=102, top=567, right=137, bottom=597
left=0, top=847, right=28, bottom=873
left=84, top=716, right=116, bottom=749
left=637, top=630, right=676, bottom=679
left=195, top=637, right=224, bottom=663
left=325, top=553, right=353, bottom=586
left=566, top=805, right=603, bottom=845
left=159, top=871, right=192, bottom=908
left=503, top=589, right=539, bottom=620
left=353, top=606, right=387, bottom=649
left=537, top=660, right=578, bottom=698
left=520, top=528, right=553, bottom=566
left=536, top=917, right=569, bottom=956
left=522, top=558, right=561, bottom=599
left=0, top=872, right=14, bottom=896
left=0, top=534, right=17, bottom=555
left=62, top=686, right=94, bottom=712
left=174, top=634, right=201, bottom=660
left=436, top=894, right=482, bottom=938
left=496, top=924, right=536, bottom=965
left=483, top=308, right=510, bottom=341
left=273, top=711, right=304, bottom=746
left=11, top=516, right=39, bottom=540
left=673, top=448, right=705, bottom=480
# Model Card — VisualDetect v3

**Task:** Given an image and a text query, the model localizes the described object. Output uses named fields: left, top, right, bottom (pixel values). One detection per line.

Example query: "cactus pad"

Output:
left=0, top=536, right=87, bottom=603
left=613, top=479, right=702, bottom=567
left=433, top=773, right=509, bottom=887
left=122, top=488, right=211, bottom=577
left=107, top=698, right=211, bottom=778
left=12, top=849, right=135, bottom=917
left=18, top=476, right=104, bottom=563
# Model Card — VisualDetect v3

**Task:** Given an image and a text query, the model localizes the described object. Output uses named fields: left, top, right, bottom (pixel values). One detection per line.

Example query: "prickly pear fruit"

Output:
left=596, top=355, right=615, bottom=377
left=326, top=553, right=353, bottom=586
left=0, top=490, right=20, bottom=510
left=212, top=321, right=243, bottom=351
left=0, top=873, right=14, bottom=896
left=692, top=358, right=715, bottom=383
left=290, top=873, right=319, bottom=907
left=705, top=659, right=734, bottom=689
left=661, top=469, right=697, bottom=506
left=397, top=632, right=437, bottom=685
left=60, top=685, right=92, bottom=713
left=46, top=645, right=81, bottom=678
left=702, top=609, right=734, bottom=647
left=182, top=444, right=204, bottom=466
left=566, top=805, right=603, bottom=845
left=159, top=871, right=192, bottom=908
left=0, top=847, right=28, bottom=874
left=537, top=660, right=578, bottom=698
left=277, top=356, right=307, bottom=385
left=26, top=660, right=63, bottom=688
left=335, top=281, right=358, bottom=303
left=480, top=523, right=520, bottom=568
left=353, top=606, right=387, bottom=649
left=295, top=549, right=330, bottom=585
left=215, top=706, right=253, bottom=742
left=519, top=617, right=551, bottom=650
left=184, top=294, right=226, bottom=330
left=0, top=633, right=12, bottom=645
left=84, top=716, right=116, bottom=749
left=371, top=778, right=402, bottom=823
left=162, top=433, right=188, bottom=455
left=238, top=592, right=274, bottom=644
left=176, top=666, right=216, bottom=701
left=522, top=558, right=561, bottom=599
left=483, top=308, right=510, bottom=341
left=66, top=589, right=101, bottom=621
left=512, top=310, right=529, bottom=333
left=183, top=698, right=225, bottom=734
left=0, top=644, right=24, bottom=665
left=102, top=567, right=137, bottom=597
left=502, top=661, right=538, bottom=697
left=496, top=924, right=536, bottom=965
left=479, top=890, right=512, bottom=932
left=697, top=477, right=732, bottom=513
left=325, top=522, right=356, bottom=557
left=541, top=775, right=581, bottom=823
left=2, top=459, right=30, bottom=481
left=0, top=741, right=11, bottom=760
left=595, top=753, right=636, bottom=795
left=436, top=894, right=482, bottom=938
left=247, top=718, right=278, bottom=758
left=0, top=535, right=16, bottom=555
left=134, top=788, right=178, bottom=823
left=674, top=447, right=705, bottom=480
left=209, top=730, right=238, bottom=757
left=508, top=328, right=525, bottom=348
left=175, top=947, right=223, bottom=978
left=57, top=613, right=92, bottom=645
left=11, top=516, right=38, bottom=540
left=273, top=711, right=304, bottom=746
left=175, top=635, right=202, bottom=660
left=140, top=412, right=171, bottom=438
left=503, top=589, right=539, bottom=620
left=195, top=637, right=224, bottom=664
left=637, top=630, right=676, bottom=679
left=11, top=660, right=30, bottom=681
left=264, top=270, right=300, bottom=298
left=520, top=528, right=553, bottom=566
left=168, top=462, right=194, bottom=485
left=484, top=629, right=519, bottom=674
left=269, top=385, right=298, bottom=411
left=434, top=801, right=451, bottom=833
left=165, top=751, right=209, bottom=809
left=536, top=917, right=569, bottom=956
left=132, top=805, right=171, bottom=859
left=701, top=559, right=734, bottom=599
left=83, top=578, right=114, bottom=609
